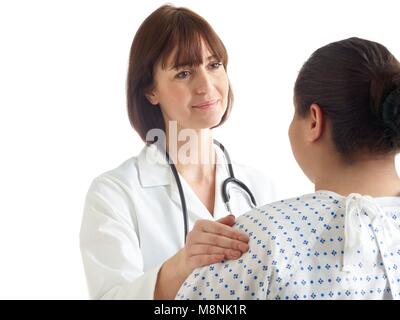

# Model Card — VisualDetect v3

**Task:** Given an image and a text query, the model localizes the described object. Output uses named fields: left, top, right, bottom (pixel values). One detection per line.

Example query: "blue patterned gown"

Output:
left=176, top=191, right=400, bottom=300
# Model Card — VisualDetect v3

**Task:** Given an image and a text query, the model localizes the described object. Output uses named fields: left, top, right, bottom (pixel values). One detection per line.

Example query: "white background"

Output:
left=0, top=0, right=399, bottom=299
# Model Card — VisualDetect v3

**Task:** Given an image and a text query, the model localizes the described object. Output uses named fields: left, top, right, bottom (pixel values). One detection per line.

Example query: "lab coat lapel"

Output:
left=137, top=143, right=252, bottom=229
left=138, top=143, right=232, bottom=222
left=169, top=173, right=213, bottom=222
left=136, top=144, right=210, bottom=221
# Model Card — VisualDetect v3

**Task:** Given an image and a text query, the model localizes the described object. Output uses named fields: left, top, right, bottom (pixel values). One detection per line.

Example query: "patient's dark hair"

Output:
left=294, top=37, right=400, bottom=161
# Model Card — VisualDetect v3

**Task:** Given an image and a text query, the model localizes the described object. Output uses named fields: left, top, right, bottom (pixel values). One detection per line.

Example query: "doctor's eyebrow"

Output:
left=169, top=55, right=220, bottom=70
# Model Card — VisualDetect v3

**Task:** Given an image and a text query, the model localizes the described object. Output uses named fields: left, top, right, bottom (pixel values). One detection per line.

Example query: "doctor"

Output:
left=79, top=4, right=275, bottom=300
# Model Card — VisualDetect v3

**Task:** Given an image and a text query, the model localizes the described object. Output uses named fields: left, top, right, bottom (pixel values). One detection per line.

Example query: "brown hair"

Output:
left=294, top=37, right=400, bottom=161
left=126, top=5, right=233, bottom=143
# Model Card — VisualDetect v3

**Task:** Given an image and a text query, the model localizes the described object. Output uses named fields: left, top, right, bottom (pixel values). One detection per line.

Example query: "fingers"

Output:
left=216, top=214, right=236, bottom=226
left=189, top=254, right=225, bottom=269
left=183, top=218, right=250, bottom=271
left=193, top=219, right=249, bottom=243
left=190, top=244, right=242, bottom=259
left=188, top=231, right=249, bottom=252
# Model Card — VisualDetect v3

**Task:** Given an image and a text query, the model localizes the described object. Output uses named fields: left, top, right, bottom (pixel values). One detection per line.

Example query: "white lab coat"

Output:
left=79, top=144, right=275, bottom=299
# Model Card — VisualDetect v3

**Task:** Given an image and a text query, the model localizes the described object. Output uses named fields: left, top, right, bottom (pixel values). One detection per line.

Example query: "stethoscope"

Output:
left=164, top=139, right=257, bottom=243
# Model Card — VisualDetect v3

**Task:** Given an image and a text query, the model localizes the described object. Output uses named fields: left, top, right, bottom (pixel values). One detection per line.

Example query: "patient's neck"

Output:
left=314, top=154, right=400, bottom=197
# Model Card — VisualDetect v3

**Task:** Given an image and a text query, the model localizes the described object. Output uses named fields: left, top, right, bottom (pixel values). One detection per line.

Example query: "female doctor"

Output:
left=79, top=4, right=275, bottom=300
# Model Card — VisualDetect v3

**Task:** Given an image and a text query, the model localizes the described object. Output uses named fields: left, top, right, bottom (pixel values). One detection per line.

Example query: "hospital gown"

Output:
left=176, top=190, right=400, bottom=300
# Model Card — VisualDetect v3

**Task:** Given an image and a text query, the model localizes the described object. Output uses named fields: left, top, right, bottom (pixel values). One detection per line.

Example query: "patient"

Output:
left=176, top=37, right=400, bottom=300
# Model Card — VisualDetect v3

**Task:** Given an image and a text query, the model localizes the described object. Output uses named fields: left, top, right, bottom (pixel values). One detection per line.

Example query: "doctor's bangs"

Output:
left=158, top=19, right=229, bottom=70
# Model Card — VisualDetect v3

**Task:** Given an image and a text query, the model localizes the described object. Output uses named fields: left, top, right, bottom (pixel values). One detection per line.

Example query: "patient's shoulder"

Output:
left=233, top=192, right=339, bottom=245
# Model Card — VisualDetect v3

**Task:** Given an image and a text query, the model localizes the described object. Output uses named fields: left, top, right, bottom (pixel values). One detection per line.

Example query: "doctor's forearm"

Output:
left=154, top=249, right=189, bottom=300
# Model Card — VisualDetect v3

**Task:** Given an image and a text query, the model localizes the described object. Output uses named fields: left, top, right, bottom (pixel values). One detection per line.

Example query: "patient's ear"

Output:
left=307, top=103, right=324, bottom=142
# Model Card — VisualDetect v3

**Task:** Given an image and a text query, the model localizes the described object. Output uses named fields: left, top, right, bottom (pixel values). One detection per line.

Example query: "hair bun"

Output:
left=382, top=86, right=400, bottom=135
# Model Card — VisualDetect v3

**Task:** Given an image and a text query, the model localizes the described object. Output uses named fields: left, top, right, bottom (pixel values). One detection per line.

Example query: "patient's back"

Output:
left=177, top=190, right=400, bottom=300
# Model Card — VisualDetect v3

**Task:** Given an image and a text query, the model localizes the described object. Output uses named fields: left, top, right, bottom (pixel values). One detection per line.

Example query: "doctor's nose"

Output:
left=193, top=69, right=214, bottom=95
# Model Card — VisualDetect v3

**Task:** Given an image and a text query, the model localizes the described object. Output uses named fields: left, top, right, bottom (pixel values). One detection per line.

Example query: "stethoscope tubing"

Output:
left=164, top=139, right=257, bottom=244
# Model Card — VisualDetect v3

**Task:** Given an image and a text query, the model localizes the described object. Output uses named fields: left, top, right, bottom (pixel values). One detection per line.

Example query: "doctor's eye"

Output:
left=209, top=61, right=223, bottom=70
left=175, top=70, right=192, bottom=79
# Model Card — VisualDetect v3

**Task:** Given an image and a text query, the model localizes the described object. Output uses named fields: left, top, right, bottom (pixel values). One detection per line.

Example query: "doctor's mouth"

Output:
left=192, top=99, right=220, bottom=110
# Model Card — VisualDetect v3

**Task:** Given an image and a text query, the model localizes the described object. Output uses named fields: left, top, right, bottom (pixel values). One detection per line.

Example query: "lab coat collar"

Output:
left=137, top=144, right=173, bottom=188
left=137, top=143, right=231, bottom=219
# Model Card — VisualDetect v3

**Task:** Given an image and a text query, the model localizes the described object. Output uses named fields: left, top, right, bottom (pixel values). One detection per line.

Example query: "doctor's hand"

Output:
left=179, top=214, right=250, bottom=275
left=154, top=214, right=249, bottom=299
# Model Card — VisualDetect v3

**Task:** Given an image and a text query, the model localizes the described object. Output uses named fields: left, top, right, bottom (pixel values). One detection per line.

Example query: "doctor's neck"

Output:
left=165, top=127, right=216, bottom=180
left=313, top=151, right=400, bottom=197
